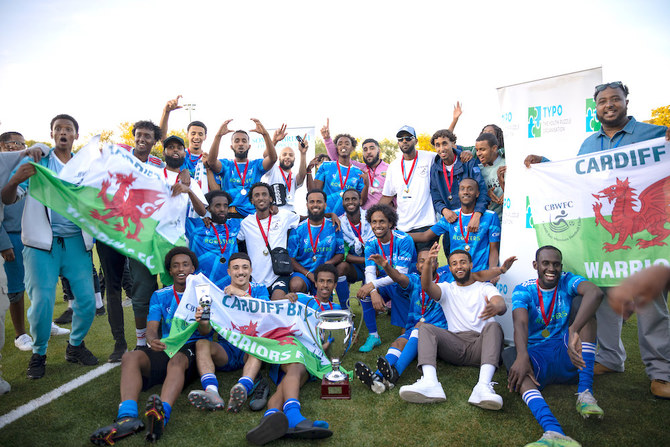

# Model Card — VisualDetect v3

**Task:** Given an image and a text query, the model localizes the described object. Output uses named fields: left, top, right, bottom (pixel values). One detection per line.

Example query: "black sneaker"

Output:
left=145, top=394, right=165, bottom=442
left=96, top=306, right=106, bottom=316
left=355, top=361, right=385, bottom=394
left=249, top=375, right=270, bottom=411
left=108, top=341, right=127, bottom=363
left=90, top=416, right=145, bottom=446
left=27, top=354, right=47, bottom=379
left=65, top=341, right=99, bottom=366
left=377, top=356, right=399, bottom=385
left=54, top=307, right=73, bottom=324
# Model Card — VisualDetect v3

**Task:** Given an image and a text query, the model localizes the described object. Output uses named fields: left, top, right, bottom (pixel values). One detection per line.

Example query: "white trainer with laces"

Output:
left=14, top=333, right=34, bottom=351
left=468, top=382, right=503, bottom=410
left=51, top=322, right=70, bottom=336
left=398, top=377, right=446, bottom=403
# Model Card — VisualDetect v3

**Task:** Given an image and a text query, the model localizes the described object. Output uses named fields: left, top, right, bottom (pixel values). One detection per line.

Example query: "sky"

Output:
left=1, top=0, right=669, bottom=146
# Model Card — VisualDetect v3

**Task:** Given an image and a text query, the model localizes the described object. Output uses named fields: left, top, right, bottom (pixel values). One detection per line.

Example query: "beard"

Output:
left=279, top=159, right=294, bottom=170
left=454, top=269, right=471, bottom=284
left=234, top=149, right=250, bottom=160
left=365, top=154, right=380, bottom=168
left=308, top=209, right=326, bottom=222
left=165, top=156, right=185, bottom=169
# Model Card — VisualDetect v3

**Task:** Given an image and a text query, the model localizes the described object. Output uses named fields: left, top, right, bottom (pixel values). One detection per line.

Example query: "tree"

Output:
left=416, top=133, right=435, bottom=153
left=644, top=105, right=670, bottom=127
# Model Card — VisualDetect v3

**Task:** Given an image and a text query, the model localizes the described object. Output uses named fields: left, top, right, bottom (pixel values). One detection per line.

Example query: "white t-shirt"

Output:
left=262, top=164, right=298, bottom=213
left=436, top=281, right=502, bottom=333
left=163, top=169, right=208, bottom=218
left=382, top=150, right=435, bottom=232
left=238, top=209, right=301, bottom=286
left=339, top=212, right=375, bottom=257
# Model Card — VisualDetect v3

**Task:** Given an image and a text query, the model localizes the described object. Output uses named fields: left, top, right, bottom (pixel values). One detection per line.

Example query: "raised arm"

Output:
left=159, top=95, right=182, bottom=140
left=252, top=119, right=277, bottom=171
left=207, top=119, right=234, bottom=175
left=295, top=134, right=308, bottom=187
left=421, top=242, right=442, bottom=301
left=321, top=118, right=337, bottom=161
left=472, top=256, right=516, bottom=282
left=448, top=101, right=462, bottom=133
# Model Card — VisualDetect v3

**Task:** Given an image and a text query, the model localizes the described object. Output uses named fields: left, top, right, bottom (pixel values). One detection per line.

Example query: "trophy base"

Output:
left=320, top=377, right=351, bottom=399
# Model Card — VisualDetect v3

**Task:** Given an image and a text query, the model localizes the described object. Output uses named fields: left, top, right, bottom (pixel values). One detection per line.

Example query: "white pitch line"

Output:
left=0, top=362, right=119, bottom=430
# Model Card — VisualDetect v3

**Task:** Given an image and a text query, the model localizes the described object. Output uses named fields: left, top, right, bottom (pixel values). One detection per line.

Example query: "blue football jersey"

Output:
left=186, top=218, right=241, bottom=289
left=288, top=218, right=344, bottom=271
left=314, top=161, right=365, bottom=215
left=364, top=230, right=417, bottom=277
left=216, top=158, right=267, bottom=216
left=147, top=285, right=210, bottom=342
left=405, top=273, right=448, bottom=330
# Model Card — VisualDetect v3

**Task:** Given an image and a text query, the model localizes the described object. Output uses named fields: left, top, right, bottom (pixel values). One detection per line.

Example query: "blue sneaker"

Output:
left=359, top=334, right=381, bottom=353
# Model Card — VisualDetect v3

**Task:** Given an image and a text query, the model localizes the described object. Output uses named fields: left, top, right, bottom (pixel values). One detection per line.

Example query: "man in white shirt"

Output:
left=263, top=126, right=308, bottom=213
left=380, top=125, right=436, bottom=251
left=399, top=243, right=506, bottom=409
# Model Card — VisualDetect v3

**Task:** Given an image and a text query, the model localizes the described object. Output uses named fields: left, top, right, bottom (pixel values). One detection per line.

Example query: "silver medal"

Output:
left=240, top=188, right=247, bottom=196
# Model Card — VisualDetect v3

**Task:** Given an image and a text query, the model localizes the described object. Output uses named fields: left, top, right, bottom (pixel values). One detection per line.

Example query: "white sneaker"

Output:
left=398, top=377, right=446, bottom=403
left=468, top=382, right=503, bottom=410
left=51, top=322, right=70, bottom=336
left=14, top=333, right=33, bottom=351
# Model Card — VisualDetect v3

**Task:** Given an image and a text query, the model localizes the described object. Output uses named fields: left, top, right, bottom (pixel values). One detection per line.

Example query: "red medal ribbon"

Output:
left=308, top=220, right=326, bottom=260
left=280, top=169, right=292, bottom=193
left=234, top=160, right=249, bottom=189
left=442, top=162, right=454, bottom=196
left=401, top=155, right=418, bottom=190
left=163, top=168, right=179, bottom=184
left=350, top=220, right=364, bottom=245
left=367, top=165, right=376, bottom=186
left=211, top=223, right=229, bottom=257
left=173, top=287, right=181, bottom=305
left=256, top=214, right=273, bottom=248
left=317, top=300, right=334, bottom=312
left=337, top=162, right=352, bottom=191
left=376, top=234, right=394, bottom=267
left=536, top=280, right=558, bottom=327
left=458, top=211, right=470, bottom=245
left=187, top=148, right=202, bottom=163
left=248, top=284, right=252, bottom=296
left=420, top=274, right=440, bottom=316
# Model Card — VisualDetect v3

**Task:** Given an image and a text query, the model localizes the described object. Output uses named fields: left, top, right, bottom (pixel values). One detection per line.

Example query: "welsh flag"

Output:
left=527, top=137, right=670, bottom=287
left=162, top=273, right=339, bottom=379
left=28, top=137, right=188, bottom=274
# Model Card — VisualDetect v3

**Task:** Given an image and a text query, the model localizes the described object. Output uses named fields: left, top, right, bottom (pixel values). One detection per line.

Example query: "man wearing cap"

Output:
left=524, top=82, right=670, bottom=399
left=207, top=119, right=277, bottom=218
left=379, top=125, right=436, bottom=251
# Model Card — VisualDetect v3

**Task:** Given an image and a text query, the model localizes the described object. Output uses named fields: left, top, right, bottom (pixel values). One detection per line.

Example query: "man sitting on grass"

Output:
left=187, top=253, right=270, bottom=413
left=507, top=245, right=604, bottom=447
left=90, top=247, right=206, bottom=445
left=245, top=264, right=340, bottom=445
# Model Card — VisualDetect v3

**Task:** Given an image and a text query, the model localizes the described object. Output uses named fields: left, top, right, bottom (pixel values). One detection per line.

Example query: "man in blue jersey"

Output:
left=355, top=204, right=417, bottom=352
left=188, top=253, right=270, bottom=414
left=335, top=188, right=374, bottom=309
left=411, top=178, right=500, bottom=281
left=356, top=250, right=516, bottom=393
left=313, top=133, right=368, bottom=216
left=246, top=264, right=338, bottom=445
left=289, top=190, right=344, bottom=293
left=186, top=190, right=240, bottom=289
left=90, top=247, right=206, bottom=445
left=207, top=119, right=278, bottom=217
left=507, top=246, right=604, bottom=447
left=523, top=82, right=670, bottom=399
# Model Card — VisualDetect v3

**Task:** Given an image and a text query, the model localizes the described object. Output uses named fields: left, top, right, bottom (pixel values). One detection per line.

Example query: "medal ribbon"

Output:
left=280, top=169, right=292, bottom=193
left=308, top=220, right=326, bottom=259
left=536, top=280, right=558, bottom=327
left=458, top=211, right=470, bottom=246
left=173, top=287, right=181, bottom=305
left=256, top=214, right=272, bottom=249
left=376, top=234, right=394, bottom=267
left=163, top=168, right=179, bottom=185
left=420, top=274, right=440, bottom=316
left=350, top=221, right=364, bottom=245
left=337, top=162, right=352, bottom=191
left=367, top=165, right=376, bottom=187
left=401, top=155, right=418, bottom=190
left=211, top=223, right=229, bottom=258
left=187, top=148, right=202, bottom=163
left=442, top=162, right=454, bottom=197
left=317, top=300, right=334, bottom=312
left=234, top=160, right=249, bottom=189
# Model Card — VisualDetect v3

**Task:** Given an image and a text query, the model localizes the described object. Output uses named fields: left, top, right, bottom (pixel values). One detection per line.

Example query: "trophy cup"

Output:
left=315, top=309, right=354, bottom=399
left=195, top=284, right=212, bottom=321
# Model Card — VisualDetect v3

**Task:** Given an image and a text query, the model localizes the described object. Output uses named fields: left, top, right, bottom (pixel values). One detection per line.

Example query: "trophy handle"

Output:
left=303, top=298, right=328, bottom=358
left=346, top=296, right=365, bottom=349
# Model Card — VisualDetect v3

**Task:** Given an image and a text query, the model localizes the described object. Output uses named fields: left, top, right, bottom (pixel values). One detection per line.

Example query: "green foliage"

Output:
left=25, top=139, right=52, bottom=149
left=314, top=137, right=326, bottom=156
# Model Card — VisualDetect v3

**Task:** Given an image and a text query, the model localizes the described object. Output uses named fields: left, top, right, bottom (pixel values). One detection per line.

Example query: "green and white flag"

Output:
left=28, top=138, right=187, bottom=274
left=162, top=273, right=337, bottom=379
left=527, top=137, right=670, bottom=287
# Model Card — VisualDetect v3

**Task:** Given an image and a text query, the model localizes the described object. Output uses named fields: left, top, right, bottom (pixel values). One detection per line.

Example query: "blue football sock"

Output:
left=578, top=342, right=596, bottom=393
left=238, top=376, right=255, bottom=394
left=523, top=389, right=563, bottom=435
left=162, top=401, right=172, bottom=426
left=117, top=400, right=138, bottom=419
left=385, top=347, right=401, bottom=365
left=201, top=373, right=218, bottom=392
left=335, top=276, right=350, bottom=309
left=361, top=299, right=377, bottom=335
left=283, top=399, right=328, bottom=429
left=264, top=408, right=279, bottom=417
left=395, top=331, right=419, bottom=376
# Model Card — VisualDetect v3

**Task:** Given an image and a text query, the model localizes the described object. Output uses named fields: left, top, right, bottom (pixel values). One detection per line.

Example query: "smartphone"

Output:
left=296, top=135, right=305, bottom=148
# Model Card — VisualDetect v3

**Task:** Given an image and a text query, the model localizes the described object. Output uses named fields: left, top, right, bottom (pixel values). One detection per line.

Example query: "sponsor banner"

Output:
left=162, top=273, right=338, bottom=379
left=28, top=138, right=188, bottom=274
left=528, top=137, right=669, bottom=287
left=496, top=68, right=602, bottom=340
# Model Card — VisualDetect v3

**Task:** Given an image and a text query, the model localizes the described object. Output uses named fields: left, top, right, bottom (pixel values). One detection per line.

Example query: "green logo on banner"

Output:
left=586, top=98, right=601, bottom=132
left=526, top=196, right=534, bottom=228
left=528, top=107, right=541, bottom=138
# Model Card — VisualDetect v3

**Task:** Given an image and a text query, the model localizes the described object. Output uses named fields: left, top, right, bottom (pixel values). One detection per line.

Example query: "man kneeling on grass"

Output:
left=245, top=264, right=340, bottom=445
left=90, top=247, right=206, bottom=445
left=398, top=244, right=507, bottom=409
left=188, top=253, right=270, bottom=413
left=506, top=245, right=604, bottom=447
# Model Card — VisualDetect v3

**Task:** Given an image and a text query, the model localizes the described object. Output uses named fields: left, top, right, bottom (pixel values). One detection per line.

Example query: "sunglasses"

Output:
left=397, top=136, right=414, bottom=142
left=595, top=81, right=625, bottom=93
